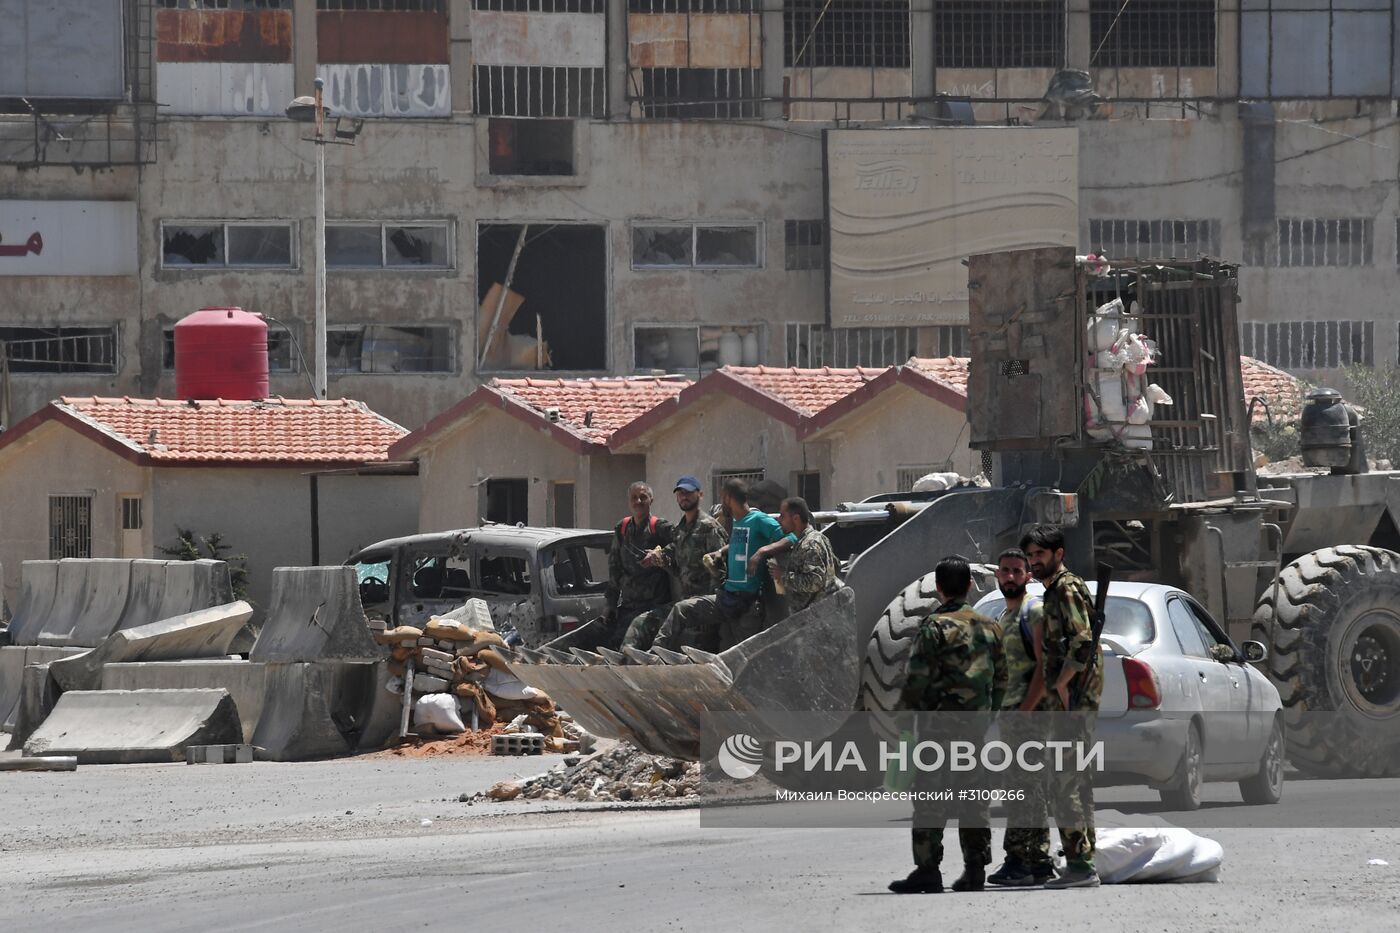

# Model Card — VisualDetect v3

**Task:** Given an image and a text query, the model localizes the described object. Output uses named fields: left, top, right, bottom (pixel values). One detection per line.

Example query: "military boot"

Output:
left=951, top=865, right=985, bottom=892
left=888, top=867, right=943, bottom=894
left=988, top=859, right=1055, bottom=887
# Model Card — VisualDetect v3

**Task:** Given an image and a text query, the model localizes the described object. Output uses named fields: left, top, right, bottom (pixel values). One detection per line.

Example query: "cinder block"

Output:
left=186, top=743, right=254, bottom=764
left=420, top=648, right=453, bottom=665
left=416, top=637, right=436, bottom=647
left=492, top=732, right=545, bottom=756
left=412, top=673, right=449, bottom=693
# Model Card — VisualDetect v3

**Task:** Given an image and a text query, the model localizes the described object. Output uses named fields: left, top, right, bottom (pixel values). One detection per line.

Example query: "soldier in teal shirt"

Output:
left=654, top=477, right=781, bottom=650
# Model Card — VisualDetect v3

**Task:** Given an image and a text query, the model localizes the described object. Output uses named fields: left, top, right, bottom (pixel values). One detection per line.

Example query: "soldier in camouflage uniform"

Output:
left=889, top=555, right=1007, bottom=895
left=747, top=497, right=840, bottom=614
left=1022, top=524, right=1103, bottom=889
left=602, top=482, right=674, bottom=651
left=623, top=475, right=726, bottom=650
left=986, top=547, right=1057, bottom=887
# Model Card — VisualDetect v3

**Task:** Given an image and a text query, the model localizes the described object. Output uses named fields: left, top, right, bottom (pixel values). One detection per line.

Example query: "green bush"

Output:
left=159, top=527, right=251, bottom=602
left=1344, top=365, right=1400, bottom=463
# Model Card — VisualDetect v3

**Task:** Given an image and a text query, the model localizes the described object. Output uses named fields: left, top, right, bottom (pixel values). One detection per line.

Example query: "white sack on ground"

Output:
left=1094, top=826, right=1224, bottom=883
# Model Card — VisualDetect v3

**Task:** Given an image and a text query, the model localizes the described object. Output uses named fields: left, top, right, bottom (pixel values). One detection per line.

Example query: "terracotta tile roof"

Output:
left=50, top=396, right=406, bottom=464
left=905, top=357, right=970, bottom=395
left=492, top=376, right=687, bottom=445
left=1240, top=356, right=1305, bottom=422
left=718, top=366, right=886, bottom=416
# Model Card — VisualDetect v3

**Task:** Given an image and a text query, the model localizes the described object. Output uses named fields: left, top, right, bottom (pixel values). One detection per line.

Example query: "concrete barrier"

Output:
left=250, top=567, right=380, bottom=663
left=252, top=661, right=393, bottom=760
left=50, top=601, right=254, bottom=693
left=38, top=559, right=133, bottom=648
left=111, top=559, right=171, bottom=634
left=9, top=662, right=61, bottom=748
left=1, top=646, right=86, bottom=733
left=5, top=561, right=59, bottom=647
left=154, top=559, right=233, bottom=628
left=101, top=660, right=266, bottom=744
left=23, top=689, right=243, bottom=764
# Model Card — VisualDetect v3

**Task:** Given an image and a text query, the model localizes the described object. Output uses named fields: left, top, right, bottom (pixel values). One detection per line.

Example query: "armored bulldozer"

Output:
left=509, top=246, right=1400, bottom=777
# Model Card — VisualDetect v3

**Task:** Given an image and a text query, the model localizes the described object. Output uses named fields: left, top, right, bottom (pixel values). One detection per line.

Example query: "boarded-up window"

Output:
left=49, top=495, right=92, bottom=559
left=636, top=68, right=761, bottom=119
left=785, top=0, right=910, bottom=68
left=1241, top=0, right=1393, bottom=98
left=1089, top=0, right=1216, bottom=68
left=933, top=0, right=1064, bottom=68
left=1240, top=320, right=1373, bottom=369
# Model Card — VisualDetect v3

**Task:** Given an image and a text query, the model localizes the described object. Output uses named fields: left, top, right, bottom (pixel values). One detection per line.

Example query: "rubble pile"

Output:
left=483, top=742, right=701, bottom=803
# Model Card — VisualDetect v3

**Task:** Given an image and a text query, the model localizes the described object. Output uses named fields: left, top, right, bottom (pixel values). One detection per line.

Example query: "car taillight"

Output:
left=1122, top=657, right=1161, bottom=709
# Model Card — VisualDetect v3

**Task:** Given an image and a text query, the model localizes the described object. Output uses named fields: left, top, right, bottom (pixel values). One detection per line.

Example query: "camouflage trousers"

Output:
left=995, top=714, right=1052, bottom=869
left=654, top=593, right=764, bottom=653
left=621, top=606, right=671, bottom=651
left=911, top=775, right=991, bottom=870
left=1044, top=710, right=1098, bottom=872
left=605, top=605, right=668, bottom=652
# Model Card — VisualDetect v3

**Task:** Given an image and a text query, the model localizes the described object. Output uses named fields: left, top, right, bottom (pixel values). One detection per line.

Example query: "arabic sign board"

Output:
left=0, top=201, right=138, bottom=276
left=0, top=0, right=126, bottom=100
left=825, top=126, right=1079, bottom=328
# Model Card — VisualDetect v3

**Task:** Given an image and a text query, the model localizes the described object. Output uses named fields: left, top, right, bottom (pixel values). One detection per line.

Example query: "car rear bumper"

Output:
left=1095, top=714, right=1188, bottom=785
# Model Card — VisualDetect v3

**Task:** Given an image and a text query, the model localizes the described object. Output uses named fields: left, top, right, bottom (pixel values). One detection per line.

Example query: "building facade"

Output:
left=2, top=0, right=1397, bottom=433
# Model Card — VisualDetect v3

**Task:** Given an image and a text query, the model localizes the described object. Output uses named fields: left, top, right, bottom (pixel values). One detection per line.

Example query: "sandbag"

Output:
left=375, top=625, right=422, bottom=646
left=1095, top=827, right=1223, bottom=883
left=414, top=693, right=466, bottom=735
left=453, top=681, right=496, bottom=723
left=454, top=631, right=508, bottom=657
left=423, top=617, right=478, bottom=642
left=484, top=666, right=543, bottom=702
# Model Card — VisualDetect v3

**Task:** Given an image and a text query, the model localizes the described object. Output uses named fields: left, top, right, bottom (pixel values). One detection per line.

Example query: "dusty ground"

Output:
left=1, top=743, right=1398, bottom=932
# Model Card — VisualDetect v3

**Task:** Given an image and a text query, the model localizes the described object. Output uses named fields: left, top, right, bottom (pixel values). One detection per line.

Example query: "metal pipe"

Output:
left=313, top=77, right=327, bottom=400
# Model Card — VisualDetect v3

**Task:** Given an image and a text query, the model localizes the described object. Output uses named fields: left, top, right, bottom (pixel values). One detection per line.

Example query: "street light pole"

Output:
left=312, top=77, right=327, bottom=400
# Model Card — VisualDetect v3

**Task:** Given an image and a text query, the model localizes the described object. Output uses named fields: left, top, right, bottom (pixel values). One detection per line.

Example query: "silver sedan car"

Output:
left=975, top=580, right=1284, bottom=809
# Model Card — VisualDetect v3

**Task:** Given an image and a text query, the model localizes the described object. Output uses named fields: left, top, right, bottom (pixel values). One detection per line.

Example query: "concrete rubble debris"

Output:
left=492, top=732, right=545, bottom=755
left=23, top=688, right=243, bottom=764
left=480, top=742, right=700, bottom=804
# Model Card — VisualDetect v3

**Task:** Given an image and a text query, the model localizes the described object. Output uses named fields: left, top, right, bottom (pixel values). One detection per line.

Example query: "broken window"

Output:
left=0, top=326, right=118, bottom=374
left=49, top=495, right=92, bottom=559
left=1089, top=0, right=1216, bottom=68
left=326, top=221, right=451, bottom=268
left=543, top=542, right=609, bottom=596
left=161, top=222, right=295, bottom=269
left=1240, top=320, right=1373, bottom=370
left=785, top=0, right=910, bottom=68
left=785, top=220, right=824, bottom=271
left=933, top=1, right=1065, bottom=68
left=488, top=119, right=576, bottom=176
left=634, top=324, right=763, bottom=374
left=785, top=323, right=917, bottom=367
left=476, top=223, right=607, bottom=372
left=162, top=324, right=294, bottom=373
left=636, top=68, right=761, bottom=119
left=474, top=66, right=607, bottom=117
left=1088, top=219, right=1221, bottom=261
left=632, top=223, right=762, bottom=269
left=485, top=479, right=529, bottom=525
left=326, top=324, right=454, bottom=373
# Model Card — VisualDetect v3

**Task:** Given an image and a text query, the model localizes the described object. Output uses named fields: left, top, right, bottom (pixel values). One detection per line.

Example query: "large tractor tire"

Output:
left=1252, top=545, right=1400, bottom=778
left=859, top=564, right=996, bottom=737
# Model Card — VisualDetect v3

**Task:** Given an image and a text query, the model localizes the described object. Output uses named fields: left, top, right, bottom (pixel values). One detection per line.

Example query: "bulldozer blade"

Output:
left=570, top=648, right=607, bottom=665
left=681, top=646, right=728, bottom=673
left=596, top=647, right=628, bottom=666
left=540, top=647, right=580, bottom=665
left=506, top=587, right=860, bottom=760
left=648, top=646, right=693, bottom=665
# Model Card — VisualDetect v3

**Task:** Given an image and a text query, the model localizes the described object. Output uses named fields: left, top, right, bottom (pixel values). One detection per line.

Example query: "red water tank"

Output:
left=174, top=307, right=270, bottom=401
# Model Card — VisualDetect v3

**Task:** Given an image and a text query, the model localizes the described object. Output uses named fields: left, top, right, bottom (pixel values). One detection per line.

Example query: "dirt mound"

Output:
left=480, top=742, right=700, bottom=803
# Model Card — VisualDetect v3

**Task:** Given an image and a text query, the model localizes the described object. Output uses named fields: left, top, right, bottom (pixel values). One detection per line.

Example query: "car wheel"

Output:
left=1239, top=717, right=1285, bottom=805
left=1159, top=723, right=1203, bottom=811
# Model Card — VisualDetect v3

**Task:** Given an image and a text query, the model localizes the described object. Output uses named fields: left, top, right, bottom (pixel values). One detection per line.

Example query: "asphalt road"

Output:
left=2, top=750, right=1398, bottom=933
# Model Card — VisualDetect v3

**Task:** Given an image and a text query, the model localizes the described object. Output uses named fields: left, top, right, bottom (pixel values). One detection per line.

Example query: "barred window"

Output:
left=49, top=496, right=92, bottom=560
left=930, top=325, right=969, bottom=358
left=474, top=66, right=607, bottom=118
left=636, top=68, right=761, bottom=119
left=317, top=1, right=446, bottom=10
left=1240, top=320, right=1373, bottom=370
left=785, top=220, right=825, bottom=271
left=786, top=323, right=917, bottom=367
left=1247, top=219, right=1374, bottom=267
left=160, top=1, right=291, bottom=8
left=713, top=469, right=765, bottom=503
left=1088, top=219, right=1221, bottom=260
left=933, top=1, right=1065, bottom=69
left=628, top=0, right=754, bottom=9
left=1089, top=0, right=1216, bottom=68
left=473, top=0, right=603, bottom=10
left=785, top=0, right=911, bottom=68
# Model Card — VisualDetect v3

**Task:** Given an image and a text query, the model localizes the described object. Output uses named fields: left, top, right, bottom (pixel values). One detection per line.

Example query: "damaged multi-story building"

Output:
left=1, top=0, right=1397, bottom=434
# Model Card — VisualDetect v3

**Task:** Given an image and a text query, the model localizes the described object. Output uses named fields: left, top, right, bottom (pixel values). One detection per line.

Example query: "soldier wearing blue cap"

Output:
left=625, top=474, right=727, bottom=650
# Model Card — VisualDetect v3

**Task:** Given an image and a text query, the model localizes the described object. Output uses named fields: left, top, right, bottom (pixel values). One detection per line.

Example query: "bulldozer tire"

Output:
left=859, top=564, right=996, bottom=739
left=1253, top=545, right=1400, bottom=778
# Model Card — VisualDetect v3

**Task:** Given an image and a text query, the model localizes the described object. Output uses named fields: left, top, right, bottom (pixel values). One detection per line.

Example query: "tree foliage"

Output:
left=158, top=527, right=251, bottom=602
left=1341, top=365, right=1400, bottom=463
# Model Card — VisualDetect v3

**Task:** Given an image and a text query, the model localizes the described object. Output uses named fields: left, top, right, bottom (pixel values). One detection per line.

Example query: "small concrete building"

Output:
left=800, top=357, right=977, bottom=503
left=609, top=366, right=886, bottom=511
left=389, top=376, right=686, bottom=532
left=0, top=396, right=416, bottom=613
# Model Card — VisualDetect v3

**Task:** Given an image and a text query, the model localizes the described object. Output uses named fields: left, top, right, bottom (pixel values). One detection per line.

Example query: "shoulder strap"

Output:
left=648, top=515, right=658, bottom=535
left=618, top=517, right=631, bottom=538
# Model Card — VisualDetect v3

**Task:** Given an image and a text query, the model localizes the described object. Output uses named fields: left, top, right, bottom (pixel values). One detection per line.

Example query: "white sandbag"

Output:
left=1121, top=424, right=1154, bottom=450
left=483, top=666, right=544, bottom=702
left=1127, top=395, right=1153, bottom=425
left=1145, top=383, right=1174, bottom=406
left=1091, top=371, right=1128, bottom=423
left=1089, top=298, right=1124, bottom=353
left=1095, top=827, right=1224, bottom=883
left=414, top=693, right=466, bottom=734
left=911, top=472, right=962, bottom=493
